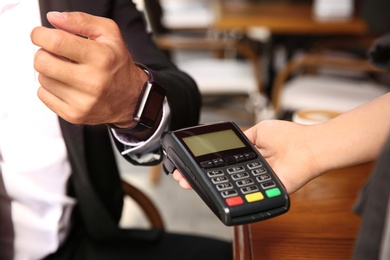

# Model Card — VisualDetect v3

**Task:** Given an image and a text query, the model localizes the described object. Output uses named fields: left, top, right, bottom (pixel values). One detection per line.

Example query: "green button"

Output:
left=265, top=188, right=281, bottom=197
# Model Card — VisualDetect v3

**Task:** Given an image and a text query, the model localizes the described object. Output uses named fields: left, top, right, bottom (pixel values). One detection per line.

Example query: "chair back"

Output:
left=271, top=53, right=390, bottom=118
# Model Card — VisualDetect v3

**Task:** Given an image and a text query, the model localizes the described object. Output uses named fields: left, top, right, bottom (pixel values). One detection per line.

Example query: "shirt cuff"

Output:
left=110, top=98, right=170, bottom=163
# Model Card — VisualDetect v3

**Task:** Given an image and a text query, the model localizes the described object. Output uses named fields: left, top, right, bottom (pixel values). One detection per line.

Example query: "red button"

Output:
left=226, top=196, right=244, bottom=206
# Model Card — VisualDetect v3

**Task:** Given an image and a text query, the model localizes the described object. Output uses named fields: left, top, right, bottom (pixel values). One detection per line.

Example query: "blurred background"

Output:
left=119, top=0, right=390, bottom=243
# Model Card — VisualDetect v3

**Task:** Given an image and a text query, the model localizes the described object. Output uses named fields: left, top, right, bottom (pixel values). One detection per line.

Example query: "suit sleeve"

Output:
left=108, top=0, right=201, bottom=164
left=40, top=0, right=201, bottom=129
left=110, top=0, right=201, bottom=130
left=40, top=0, right=201, bottom=164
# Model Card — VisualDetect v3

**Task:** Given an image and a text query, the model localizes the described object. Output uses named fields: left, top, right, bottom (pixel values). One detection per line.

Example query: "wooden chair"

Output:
left=270, top=52, right=390, bottom=119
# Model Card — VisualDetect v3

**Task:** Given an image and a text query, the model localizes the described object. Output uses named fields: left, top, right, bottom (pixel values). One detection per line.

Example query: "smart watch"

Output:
left=109, top=63, right=166, bottom=134
left=133, top=78, right=166, bottom=129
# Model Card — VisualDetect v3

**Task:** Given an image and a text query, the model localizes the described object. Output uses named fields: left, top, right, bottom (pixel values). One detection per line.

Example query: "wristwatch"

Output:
left=109, top=63, right=166, bottom=134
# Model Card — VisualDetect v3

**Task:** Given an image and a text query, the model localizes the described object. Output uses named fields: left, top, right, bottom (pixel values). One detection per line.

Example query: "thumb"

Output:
left=244, top=126, right=257, bottom=145
left=46, top=11, right=118, bottom=40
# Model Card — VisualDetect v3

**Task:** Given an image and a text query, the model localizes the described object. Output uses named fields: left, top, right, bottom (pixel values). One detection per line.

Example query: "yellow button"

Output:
left=245, top=192, right=264, bottom=202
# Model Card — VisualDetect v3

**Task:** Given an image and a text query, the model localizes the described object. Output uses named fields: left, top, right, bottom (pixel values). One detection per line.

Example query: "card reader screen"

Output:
left=182, top=129, right=246, bottom=157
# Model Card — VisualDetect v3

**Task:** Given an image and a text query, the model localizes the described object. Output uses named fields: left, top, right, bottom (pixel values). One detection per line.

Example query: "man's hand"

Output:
left=31, top=12, right=148, bottom=127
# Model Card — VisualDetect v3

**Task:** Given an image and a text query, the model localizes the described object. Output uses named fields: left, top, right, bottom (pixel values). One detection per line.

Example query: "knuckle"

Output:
left=49, top=34, right=67, bottom=52
left=34, top=50, right=51, bottom=73
left=30, top=27, right=40, bottom=44
left=97, top=17, right=119, bottom=34
left=65, top=109, right=85, bottom=125
left=86, top=77, right=106, bottom=96
left=67, top=98, right=99, bottom=125
left=73, top=12, right=92, bottom=26
left=96, top=49, right=117, bottom=69
left=102, top=18, right=119, bottom=33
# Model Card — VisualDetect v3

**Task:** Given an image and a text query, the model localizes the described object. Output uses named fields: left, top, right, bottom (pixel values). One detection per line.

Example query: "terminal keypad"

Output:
left=203, top=153, right=282, bottom=207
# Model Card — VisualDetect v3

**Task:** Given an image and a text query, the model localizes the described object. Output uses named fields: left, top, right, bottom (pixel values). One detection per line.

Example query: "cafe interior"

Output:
left=119, top=0, right=390, bottom=259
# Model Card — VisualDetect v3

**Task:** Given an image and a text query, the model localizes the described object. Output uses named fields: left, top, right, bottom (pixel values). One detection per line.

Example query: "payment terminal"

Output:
left=161, top=121, right=290, bottom=226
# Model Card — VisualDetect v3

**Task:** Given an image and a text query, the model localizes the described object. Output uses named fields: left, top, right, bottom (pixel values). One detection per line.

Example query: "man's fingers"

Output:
left=37, top=83, right=94, bottom=125
left=31, top=26, right=94, bottom=63
left=46, top=11, right=118, bottom=41
left=31, top=12, right=120, bottom=63
left=37, top=86, right=67, bottom=117
left=37, top=72, right=86, bottom=103
left=33, top=47, right=82, bottom=84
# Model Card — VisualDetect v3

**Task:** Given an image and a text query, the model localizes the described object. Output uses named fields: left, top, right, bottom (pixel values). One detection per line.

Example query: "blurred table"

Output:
left=233, top=162, right=374, bottom=260
left=212, top=0, right=369, bottom=97
left=213, top=0, right=367, bottom=35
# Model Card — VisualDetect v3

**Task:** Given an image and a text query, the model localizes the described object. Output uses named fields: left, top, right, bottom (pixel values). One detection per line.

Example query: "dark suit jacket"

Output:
left=38, top=0, right=201, bottom=248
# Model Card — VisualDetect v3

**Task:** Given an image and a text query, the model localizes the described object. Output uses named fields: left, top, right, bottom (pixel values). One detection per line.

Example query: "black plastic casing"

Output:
left=161, top=121, right=290, bottom=226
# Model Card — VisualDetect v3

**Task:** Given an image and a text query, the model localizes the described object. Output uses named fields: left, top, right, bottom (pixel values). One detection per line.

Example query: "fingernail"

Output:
left=47, top=11, right=65, bottom=20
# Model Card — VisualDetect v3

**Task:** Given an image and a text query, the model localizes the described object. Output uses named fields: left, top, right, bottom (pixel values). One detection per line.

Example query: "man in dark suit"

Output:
left=0, top=0, right=232, bottom=259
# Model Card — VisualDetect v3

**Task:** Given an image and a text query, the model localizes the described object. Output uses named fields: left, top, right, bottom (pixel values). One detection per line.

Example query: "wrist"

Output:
left=308, top=121, right=350, bottom=176
left=108, top=63, right=166, bottom=140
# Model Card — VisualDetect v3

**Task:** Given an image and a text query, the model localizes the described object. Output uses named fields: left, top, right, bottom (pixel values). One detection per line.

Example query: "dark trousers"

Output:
left=44, top=225, right=232, bottom=260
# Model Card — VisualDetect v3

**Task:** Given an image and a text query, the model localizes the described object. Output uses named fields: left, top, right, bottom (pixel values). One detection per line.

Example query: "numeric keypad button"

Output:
left=236, top=179, right=254, bottom=187
left=252, top=167, right=267, bottom=176
left=212, top=176, right=229, bottom=184
left=241, top=185, right=259, bottom=194
left=227, top=166, right=245, bottom=174
left=221, top=190, right=238, bottom=198
left=247, top=161, right=262, bottom=169
left=207, top=170, right=224, bottom=177
left=216, top=183, right=233, bottom=191
left=231, top=172, right=249, bottom=180
left=256, top=174, right=271, bottom=182
left=261, top=181, right=276, bottom=189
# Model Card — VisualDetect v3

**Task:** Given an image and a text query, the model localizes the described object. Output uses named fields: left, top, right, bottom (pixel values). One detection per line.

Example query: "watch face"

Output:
left=134, top=81, right=166, bottom=128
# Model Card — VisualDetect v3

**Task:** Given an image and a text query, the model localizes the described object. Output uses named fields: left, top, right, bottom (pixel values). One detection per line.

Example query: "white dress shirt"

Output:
left=0, top=1, right=170, bottom=259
